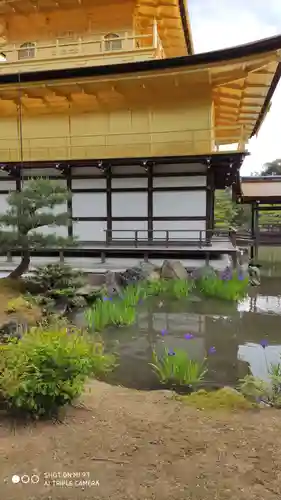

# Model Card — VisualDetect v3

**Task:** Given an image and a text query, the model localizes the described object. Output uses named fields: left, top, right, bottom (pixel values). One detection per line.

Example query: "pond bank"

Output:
left=1, top=379, right=281, bottom=500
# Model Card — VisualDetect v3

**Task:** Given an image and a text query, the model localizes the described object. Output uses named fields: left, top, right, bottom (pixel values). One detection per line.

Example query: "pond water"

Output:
left=73, top=272, right=281, bottom=391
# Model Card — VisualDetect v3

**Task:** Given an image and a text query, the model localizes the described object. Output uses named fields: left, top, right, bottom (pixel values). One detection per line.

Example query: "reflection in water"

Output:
left=73, top=277, right=281, bottom=389
left=238, top=295, right=281, bottom=314
left=238, top=344, right=281, bottom=382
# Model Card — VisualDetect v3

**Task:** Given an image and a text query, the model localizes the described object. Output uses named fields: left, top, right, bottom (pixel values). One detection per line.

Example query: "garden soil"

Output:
left=1, top=380, right=281, bottom=500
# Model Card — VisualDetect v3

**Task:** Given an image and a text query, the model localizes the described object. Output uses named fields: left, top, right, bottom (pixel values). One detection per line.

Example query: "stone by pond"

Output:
left=73, top=273, right=281, bottom=391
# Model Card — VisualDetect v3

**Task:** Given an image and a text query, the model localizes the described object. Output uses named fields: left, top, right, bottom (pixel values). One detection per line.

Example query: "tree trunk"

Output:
left=8, top=250, right=30, bottom=279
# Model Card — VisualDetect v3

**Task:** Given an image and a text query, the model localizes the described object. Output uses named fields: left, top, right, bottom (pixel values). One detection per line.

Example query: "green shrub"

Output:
left=150, top=348, right=207, bottom=387
left=0, top=325, right=116, bottom=417
left=239, top=364, right=281, bottom=408
left=25, top=263, right=85, bottom=293
left=197, top=268, right=248, bottom=301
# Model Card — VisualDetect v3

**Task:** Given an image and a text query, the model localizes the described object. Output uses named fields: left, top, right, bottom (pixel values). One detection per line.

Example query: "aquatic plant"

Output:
left=143, top=278, right=193, bottom=299
left=197, top=268, right=248, bottom=301
left=150, top=347, right=207, bottom=387
left=168, top=279, right=193, bottom=299
left=85, top=299, right=111, bottom=332
left=122, top=284, right=145, bottom=307
left=85, top=297, right=136, bottom=331
left=108, top=303, right=136, bottom=326
left=145, top=279, right=169, bottom=296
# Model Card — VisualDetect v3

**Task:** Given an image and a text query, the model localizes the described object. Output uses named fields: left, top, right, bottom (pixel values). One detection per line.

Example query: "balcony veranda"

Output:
left=0, top=24, right=165, bottom=74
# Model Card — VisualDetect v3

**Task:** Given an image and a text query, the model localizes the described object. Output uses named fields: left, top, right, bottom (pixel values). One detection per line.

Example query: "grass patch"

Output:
left=181, top=388, right=255, bottom=410
left=197, top=268, right=248, bottom=301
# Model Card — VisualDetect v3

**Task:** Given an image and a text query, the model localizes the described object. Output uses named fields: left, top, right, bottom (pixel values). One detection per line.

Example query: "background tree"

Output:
left=214, top=189, right=251, bottom=229
left=260, top=159, right=281, bottom=176
left=0, top=178, right=74, bottom=279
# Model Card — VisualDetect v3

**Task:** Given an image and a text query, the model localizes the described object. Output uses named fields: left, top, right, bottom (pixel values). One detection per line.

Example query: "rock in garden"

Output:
left=147, top=270, right=161, bottom=281
left=104, top=271, right=123, bottom=296
left=161, top=260, right=189, bottom=280
left=0, top=320, right=27, bottom=343
left=191, top=265, right=217, bottom=280
left=118, top=267, right=143, bottom=287
left=76, top=284, right=102, bottom=300
left=138, top=261, right=160, bottom=279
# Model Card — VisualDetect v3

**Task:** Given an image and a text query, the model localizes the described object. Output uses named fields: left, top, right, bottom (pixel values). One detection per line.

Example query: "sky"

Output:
left=188, top=0, right=281, bottom=175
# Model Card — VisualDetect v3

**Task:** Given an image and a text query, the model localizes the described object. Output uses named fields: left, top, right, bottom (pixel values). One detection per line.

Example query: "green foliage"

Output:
left=238, top=375, right=269, bottom=401
left=25, top=264, right=86, bottom=311
left=239, top=364, right=281, bottom=408
left=214, top=189, right=251, bottom=229
left=0, top=178, right=76, bottom=278
left=181, top=388, right=254, bottom=410
left=197, top=268, right=249, bottom=301
left=25, top=264, right=85, bottom=293
left=0, top=325, right=116, bottom=417
left=150, top=348, right=207, bottom=387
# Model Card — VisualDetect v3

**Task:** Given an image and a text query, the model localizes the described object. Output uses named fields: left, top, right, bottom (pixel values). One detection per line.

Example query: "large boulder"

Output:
left=138, top=261, right=160, bottom=280
left=0, top=319, right=27, bottom=343
left=118, top=267, right=141, bottom=287
left=104, top=271, right=123, bottom=296
left=160, top=260, right=189, bottom=280
left=76, top=284, right=103, bottom=302
left=191, top=265, right=217, bottom=281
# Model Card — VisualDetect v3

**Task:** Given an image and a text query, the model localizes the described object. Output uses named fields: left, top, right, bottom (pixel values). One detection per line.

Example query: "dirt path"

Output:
left=1, top=381, right=281, bottom=500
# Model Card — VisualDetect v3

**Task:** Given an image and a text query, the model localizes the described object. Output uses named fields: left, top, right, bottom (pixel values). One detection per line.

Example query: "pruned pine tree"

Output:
left=0, top=178, right=74, bottom=279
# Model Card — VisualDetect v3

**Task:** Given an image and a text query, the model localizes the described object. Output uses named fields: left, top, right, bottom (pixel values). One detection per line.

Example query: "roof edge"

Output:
left=251, top=61, right=281, bottom=138
left=178, top=0, right=194, bottom=55
left=241, top=175, right=281, bottom=182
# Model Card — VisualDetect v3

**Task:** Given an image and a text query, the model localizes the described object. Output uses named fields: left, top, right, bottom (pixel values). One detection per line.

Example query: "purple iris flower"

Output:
left=260, top=339, right=269, bottom=349
left=184, top=333, right=194, bottom=340
left=168, top=350, right=176, bottom=356
left=209, top=346, right=216, bottom=354
left=161, top=329, right=168, bottom=336
left=238, top=273, right=244, bottom=281
left=221, top=267, right=232, bottom=281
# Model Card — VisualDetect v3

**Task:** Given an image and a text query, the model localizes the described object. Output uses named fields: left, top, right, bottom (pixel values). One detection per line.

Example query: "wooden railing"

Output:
left=104, top=229, right=238, bottom=248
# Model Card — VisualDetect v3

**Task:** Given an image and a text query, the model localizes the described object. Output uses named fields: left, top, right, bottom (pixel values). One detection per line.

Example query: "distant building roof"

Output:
left=240, top=176, right=281, bottom=203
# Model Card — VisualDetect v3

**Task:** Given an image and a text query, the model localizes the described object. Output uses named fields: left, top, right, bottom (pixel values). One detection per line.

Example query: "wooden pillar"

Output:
left=250, top=202, right=259, bottom=260
left=106, top=165, right=112, bottom=245
left=66, top=166, right=73, bottom=238
left=147, top=164, right=153, bottom=243
left=254, top=203, right=259, bottom=260
left=206, top=167, right=215, bottom=243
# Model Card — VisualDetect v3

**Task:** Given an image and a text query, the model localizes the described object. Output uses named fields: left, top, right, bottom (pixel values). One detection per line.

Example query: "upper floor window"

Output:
left=18, top=42, right=35, bottom=60
left=104, top=33, right=122, bottom=52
